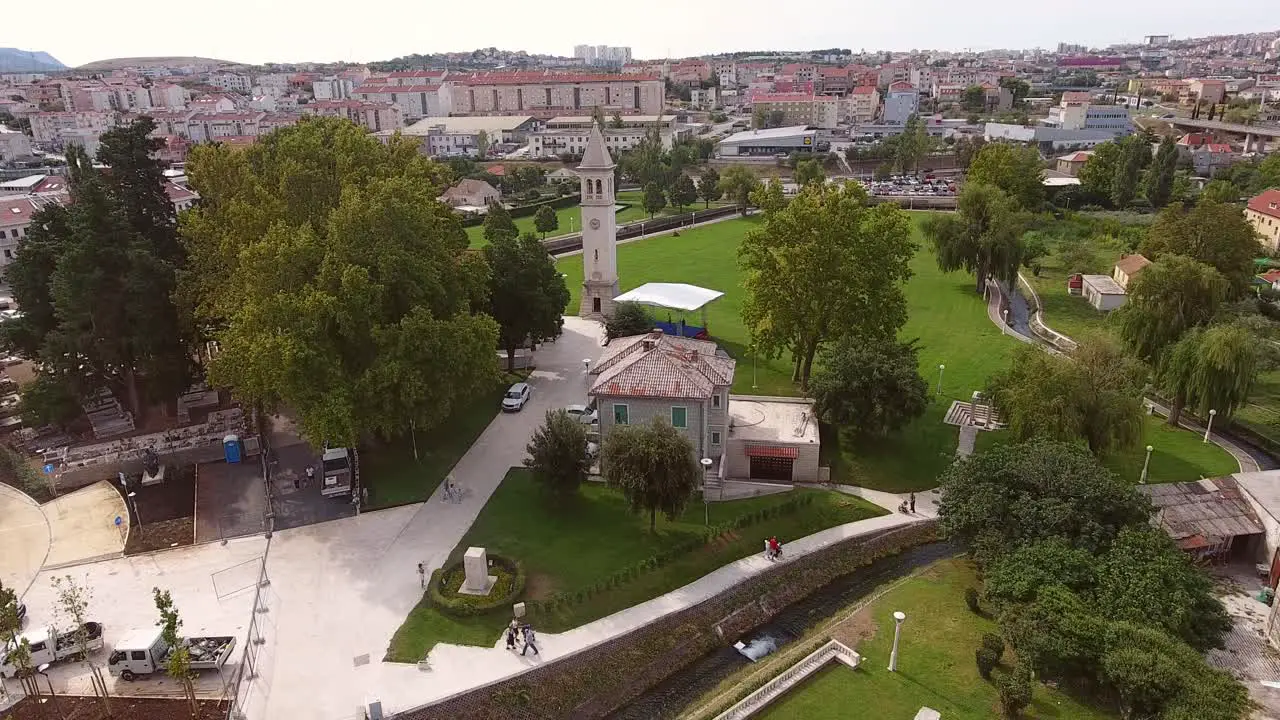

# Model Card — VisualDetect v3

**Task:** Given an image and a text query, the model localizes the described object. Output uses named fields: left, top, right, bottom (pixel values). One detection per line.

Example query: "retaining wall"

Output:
left=394, top=519, right=938, bottom=720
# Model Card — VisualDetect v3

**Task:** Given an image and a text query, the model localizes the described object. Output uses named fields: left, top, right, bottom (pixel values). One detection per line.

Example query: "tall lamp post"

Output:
left=888, top=611, right=906, bottom=672
left=1203, top=409, right=1217, bottom=443
left=1139, top=445, right=1154, bottom=485
left=706, top=456, right=716, bottom=525
left=127, top=490, right=143, bottom=527
left=935, top=364, right=946, bottom=396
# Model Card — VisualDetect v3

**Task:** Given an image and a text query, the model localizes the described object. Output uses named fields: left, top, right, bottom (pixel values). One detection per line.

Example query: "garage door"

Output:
left=749, top=455, right=794, bottom=482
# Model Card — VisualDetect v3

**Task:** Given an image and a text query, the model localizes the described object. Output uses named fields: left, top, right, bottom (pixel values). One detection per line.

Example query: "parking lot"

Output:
left=195, top=459, right=269, bottom=543
left=268, top=439, right=356, bottom=531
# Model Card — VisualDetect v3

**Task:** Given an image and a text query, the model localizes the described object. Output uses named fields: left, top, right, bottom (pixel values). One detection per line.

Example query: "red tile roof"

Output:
left=456, top=72, right=659, bottom=86
left=389, top=70, right=445, bottom=79
left=354, top=85, right=439, bottom=94
left=1260, top=269, right=1280, bottom=284
left=888, top=81, right=916, bottom=92
left=850, top=86, right=878, bottom=95
left=751, top=93, right=819, bottom=103
left=1248, top=189, right=1280, bottom=220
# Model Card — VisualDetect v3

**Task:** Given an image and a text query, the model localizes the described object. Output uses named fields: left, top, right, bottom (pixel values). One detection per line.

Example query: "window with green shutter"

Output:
left=613, top=404, right=629, bottom=425
left=672, top=406, right=688, bottom=428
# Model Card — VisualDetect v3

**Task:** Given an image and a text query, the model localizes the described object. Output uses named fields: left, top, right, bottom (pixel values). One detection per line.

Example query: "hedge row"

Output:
left=459, top=193, right=582, bottom=227
left=428, top=554, right=526, bottom=616
left=522, top=494, right=818, bottom=617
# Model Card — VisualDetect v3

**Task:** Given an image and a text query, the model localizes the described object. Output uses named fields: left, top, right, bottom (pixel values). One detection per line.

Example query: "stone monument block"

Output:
left=459, top=546, right=496, bottom=596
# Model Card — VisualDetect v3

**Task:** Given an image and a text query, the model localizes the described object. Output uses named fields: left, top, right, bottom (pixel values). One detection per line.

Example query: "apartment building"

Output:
left=29, top=111, right=119, bottom=143
left=844, top=86, right=880, bottom=124
left=386, top=115, right=539, bottom=157
left=882, top=82, right=920, bottom=124
left=303, top=100, right=402, bottom=132
left=750, top=93, right=840, bottom=128
left=208, top=73, right=252, bottom=93
left=1247, top=190, right=1280, bottom=252
left=312, top=77, right=354, bottom=100
left=443, top=71, right=664, bottom=118
left=528, top=115, right=688, bottom=159
left=382, top=70, right=448, bottom=87
left=352, top=84, right=444, bottom=120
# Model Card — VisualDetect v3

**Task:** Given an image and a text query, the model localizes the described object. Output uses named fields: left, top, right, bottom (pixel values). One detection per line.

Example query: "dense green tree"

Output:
left=995, top=663, right=1033, bottom=719
left=484, top=233, right=569, bottom=372
left=1157, top=322, right=1258, bottom=426
left=1078, top=140, right=1120, bottom=203
left=873, top=163, right=893, bottom=180
left=809, top=337, right=928, bottom=438
left=3, top=125, right=191, bottom=417
left=983, top=539, right=1098, bottom=609
left=1116, top=255, right=1228, bottom=365
left=1143, top=136, right=1178, bottom=208
left=475, top=130, right=490, bottom=159
left=1139, top=201, right=1261, bottom=295
left=609, top=111, right=624, bottom=129
left=794, top=158, right=826, bottom=187
left=938, top=440, right=1150, bottom=561
left=894, top=114, right=931, bottom=175
left=605, top=301, right=654, bottom=339
left=719, top=165, right=762, bottom=215
left=698, top=166, right=722, bottom=208
left=999, top=77, right=1031, bottom=103
left=667, top=173, right=697, bottom=211
left=962, top=85, right=988, bottom=112
left=18, top=373, right=81, bottom=429
left=1112, top=134, right=1150, bottom=208
left=642, top=181, right=667, bottom=218
left=740, top=182, right=915, bottom=387
left=989, top=339, right=1145, bottom=455
left=1200, top=179, right=1240, bottom=204
left=966, top=143, right=1044, bottom=210
left=600, top=418, right=700, bottom=531
left=923, top=182, right=1025, bottom=294
left=181, top=117, right=498, bottom=447
left=532, top=204, right=558, bottom=238
left=952, top=136, right=987, bottom=170
left=524, top=409, right=591, bottom=504
left=482, top=202, right=518, bottom=243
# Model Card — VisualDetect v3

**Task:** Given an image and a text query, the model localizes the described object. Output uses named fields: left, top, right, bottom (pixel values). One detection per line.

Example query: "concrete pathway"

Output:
left=984, top=279, right=1036, bottom=346
left=0, top=483, right=50, bottom=597
left=43, top=480, right=128, bottom=569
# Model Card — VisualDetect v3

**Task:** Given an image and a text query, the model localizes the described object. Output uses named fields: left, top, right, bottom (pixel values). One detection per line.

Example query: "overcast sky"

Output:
left=19, top=0, right=1275, bottom=68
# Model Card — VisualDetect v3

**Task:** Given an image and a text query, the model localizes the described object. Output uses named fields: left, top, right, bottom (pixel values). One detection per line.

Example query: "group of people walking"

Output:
left=506, top=619, right=539, bottom=656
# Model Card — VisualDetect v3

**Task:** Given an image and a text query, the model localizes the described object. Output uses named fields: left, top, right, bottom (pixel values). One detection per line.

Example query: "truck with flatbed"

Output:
left=106, top=628, right=235, bottom=681
left=0, top=622, right=105, bottom=678
left=320, top=447, right=353, bottom=497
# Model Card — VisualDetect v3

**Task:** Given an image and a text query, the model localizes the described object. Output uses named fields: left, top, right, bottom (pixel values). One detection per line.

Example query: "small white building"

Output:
left=724, top=396, right=821, bottom=483
left=1081, top=274, right=1127, bottom=311
left=439, top=178, right=501, bottom=208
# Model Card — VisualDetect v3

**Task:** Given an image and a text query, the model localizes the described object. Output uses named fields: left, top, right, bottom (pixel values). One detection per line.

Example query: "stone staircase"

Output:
left=714, top=639, right=862, bottom=719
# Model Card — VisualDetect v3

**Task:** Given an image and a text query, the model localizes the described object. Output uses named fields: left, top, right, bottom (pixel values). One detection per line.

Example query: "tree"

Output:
left=937, top=439, right=1150, bottom=562
left=475, top=129, right=490, bottom=159
left=667, top=173, right=697, bottom=212
left=962, top=85, right=988, bottom=113
left=1143, top=136, right=1178, bottom=208
left=739, top=182, right=915, bottom=387
left=609, top=111, right=624, bottom=129
left=768, top=109, right=786, bottom=128
left=809, top=337, right=928, bottom=437
left=1157, top=322, right=1258, bottom=426
left=642, top=181, right=667, bottom=218
left=1200, top=179, right=1239, bottom=204
left=484, top=233, right=569, bottom=372
left=17, top=372, right=82, bottom=429
left=51, top=574, right=111, bottom=710
left=995, top=664, right=1033, bottom=719
left=966, top=143, right=1044, bottom=210
left=953, top=136, right=987, bottom=170
left=524, top=409, right=590, bottom=504
left=153, top=587, right=197, bottom=716
left=988, top=339, right=1145, bottom=456
left=719, top=166, right=762, bottom=215
left=532, top=204, right=558, bottom=239
left=698, top=167, right=722, bottom=208
left=873, top=163, right=893, bottom=181
left=794, top=158, right=826, bottom=187
left=1111, top=134, right=1149, bottom=208
left=600, top=418, right=700, bottom=531
left=923, top=182, right=1025, bottom=294
left=895, top=114, right=931, bottom=175
left=1116, top=255, right=1228, bottom=366
left=605, top=302, right=654, bottom=340
left=483, top=202, right=518, bottom=243
left=999, top=77, right=1031, bottom=104
left=1139, top=201, right=1261, bottom=295
left=983, top=539, right=1099, bottom=609
left=1078, top=140, right=1120, bottom=203
left=181, top=117, right=499, bottom=447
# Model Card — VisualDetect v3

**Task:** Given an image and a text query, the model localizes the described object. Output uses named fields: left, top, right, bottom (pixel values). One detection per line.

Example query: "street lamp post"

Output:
left=700, top=458, right=713, bottom=526
left=1204, top=409, right=1217, bottom=443
left=1140, top=445, right=1154, bottom=485
left=127, top=491, right=143, bottom=527
left=935, top=364, right=946, bottom=396
left=888, top=611, right=906, bottom=672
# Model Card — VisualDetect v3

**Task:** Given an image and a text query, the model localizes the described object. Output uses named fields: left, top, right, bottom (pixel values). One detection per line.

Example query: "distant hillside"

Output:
left=0, top=48, right=67, bottom=72
left=77, top=56, right=233, bottom=71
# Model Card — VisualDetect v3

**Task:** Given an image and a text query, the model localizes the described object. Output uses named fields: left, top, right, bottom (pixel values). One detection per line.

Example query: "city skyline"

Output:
left=20, top=0, right=1276, bottom=68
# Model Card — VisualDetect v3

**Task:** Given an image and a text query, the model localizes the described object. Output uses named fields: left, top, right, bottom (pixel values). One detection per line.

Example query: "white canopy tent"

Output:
left=613, top=283, right=724, bottom=338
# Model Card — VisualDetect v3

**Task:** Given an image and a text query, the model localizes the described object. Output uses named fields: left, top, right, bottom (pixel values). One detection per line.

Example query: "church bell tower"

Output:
left=577, top=124, right=619, bottom=320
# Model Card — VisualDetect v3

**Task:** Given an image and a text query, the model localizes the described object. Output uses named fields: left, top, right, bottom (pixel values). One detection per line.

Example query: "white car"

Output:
left=564, top=404, right=598, bottom=425
left=502, top=382, right=532, bottom=412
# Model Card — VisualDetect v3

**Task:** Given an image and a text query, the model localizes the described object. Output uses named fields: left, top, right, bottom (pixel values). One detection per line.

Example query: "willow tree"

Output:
left=1115, top=255, right=1228, bottom=365
left=923, top=182, right=1025, bottom=294
left=1158, top=323, right=1259, bottom=426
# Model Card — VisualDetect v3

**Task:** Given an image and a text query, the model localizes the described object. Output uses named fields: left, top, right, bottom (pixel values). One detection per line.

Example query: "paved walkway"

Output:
left=43, top=480, right=128, bottom=569
left=0, top=483, right=50, bottom=597
left=985, top=279, right=1036, bottom=346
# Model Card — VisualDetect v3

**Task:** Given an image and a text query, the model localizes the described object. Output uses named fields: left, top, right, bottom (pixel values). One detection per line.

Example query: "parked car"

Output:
left=564, top=404, right=598, bottom=425
left=502, top=382, right=532, bottom=412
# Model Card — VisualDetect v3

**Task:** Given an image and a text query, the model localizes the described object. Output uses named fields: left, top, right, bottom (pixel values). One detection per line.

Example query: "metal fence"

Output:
left=224, top=545, right=273, bottom=720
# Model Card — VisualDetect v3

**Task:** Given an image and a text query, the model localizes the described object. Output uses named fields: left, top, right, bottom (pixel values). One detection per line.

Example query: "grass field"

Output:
left=385, top=469, right=885, bottom=660
left=973, top=414, right=1239, bottom=484
left=756, top=559, right=1115, bottom=720
left=359, top=372, right=525, bottom=509
left=465, top=204, right=582, bottom=248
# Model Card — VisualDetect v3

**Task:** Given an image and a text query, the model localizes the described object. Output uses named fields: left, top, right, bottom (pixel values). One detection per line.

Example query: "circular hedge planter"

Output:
left=428, top=553, right=525, bottom=616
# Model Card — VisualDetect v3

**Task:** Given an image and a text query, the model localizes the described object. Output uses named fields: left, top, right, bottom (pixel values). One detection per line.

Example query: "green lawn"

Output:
left=972, top=414, right=1239, bottom=484
left=1022, top=238, right=1123, bottom=345
left=359, top=372, right=524, bottom=509
left=465, top=204, right=582, bottom=248
left=385, top=469, right=886, bottom=661
left=614, top=189, right=728, bottom=225
left=757, top=559, right=1115, bottom=720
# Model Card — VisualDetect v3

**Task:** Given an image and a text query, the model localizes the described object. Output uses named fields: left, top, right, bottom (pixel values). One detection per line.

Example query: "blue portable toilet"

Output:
left=223, top=434, right=242, bottom=464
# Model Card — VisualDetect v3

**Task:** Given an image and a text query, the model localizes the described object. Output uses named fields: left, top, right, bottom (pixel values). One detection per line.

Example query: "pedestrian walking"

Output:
left=418, top=562, right=425, bottom=589
left=506, top=619, right=519, bottom=651
left=521, top=624, right=539, bottom=656
left=909, top=492, right=916, bottom=514
left=304, top=465, right=315, bottom=488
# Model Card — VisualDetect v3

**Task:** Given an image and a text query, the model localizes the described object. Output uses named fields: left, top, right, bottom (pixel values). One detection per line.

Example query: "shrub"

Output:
left=427, top=554, right=526, bottom=617
left=996, top=665, right=1033, bottom=718
left=976, top=646, right=1000, bottom=679
left=981, top=632, right=1005, bottom=659
left=965, top=587, right=981, bottom=614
